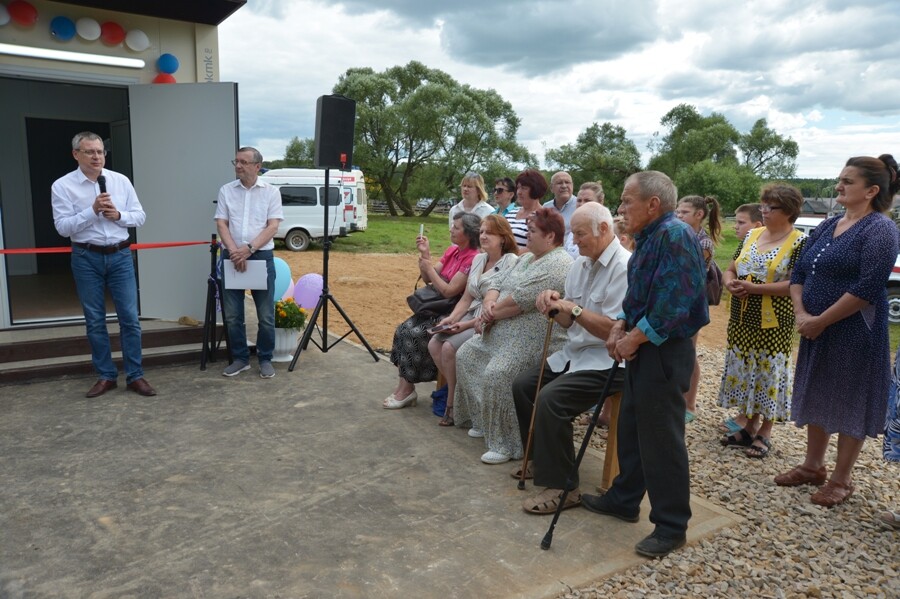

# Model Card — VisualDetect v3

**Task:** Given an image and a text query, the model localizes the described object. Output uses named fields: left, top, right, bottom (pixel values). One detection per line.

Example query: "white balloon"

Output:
left=0, top=5, right=10, bottom=27
left=76, top=17, right=100, bottom=41
left=125, top=29, right=150, bottom=52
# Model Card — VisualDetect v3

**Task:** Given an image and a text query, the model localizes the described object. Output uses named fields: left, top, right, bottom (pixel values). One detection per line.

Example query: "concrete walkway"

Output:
left=0, top=339, right=738, bottom=598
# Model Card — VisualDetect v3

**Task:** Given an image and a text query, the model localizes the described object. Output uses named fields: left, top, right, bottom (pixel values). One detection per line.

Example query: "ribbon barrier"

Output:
left=0, top=240, right=209, bottom=255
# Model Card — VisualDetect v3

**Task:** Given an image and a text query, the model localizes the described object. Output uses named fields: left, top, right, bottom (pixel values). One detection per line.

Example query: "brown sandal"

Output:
left=522, top=487, right=582, bottom=515
left=509, top=462, right=534, bottom=480
left=438, top=405, right=454, bottom=427
left=774, top=464, right=827, bottom=487
left=810, top=479, right=855, bottom=507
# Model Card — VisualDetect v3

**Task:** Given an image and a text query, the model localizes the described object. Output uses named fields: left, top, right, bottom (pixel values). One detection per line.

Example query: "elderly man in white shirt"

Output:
left=215, top=147, right=283, bottom=378
left=51, top=131, right=156, bottom=398
left=512, top=202, right=630, bottom=514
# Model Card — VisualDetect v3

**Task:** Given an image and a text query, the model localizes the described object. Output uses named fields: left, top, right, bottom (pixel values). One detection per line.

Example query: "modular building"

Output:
left=0, top=0, right=246, bottom=328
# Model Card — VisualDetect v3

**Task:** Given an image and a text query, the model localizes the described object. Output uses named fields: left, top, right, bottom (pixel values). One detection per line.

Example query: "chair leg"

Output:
left=600, top=393, right=622, bottom=491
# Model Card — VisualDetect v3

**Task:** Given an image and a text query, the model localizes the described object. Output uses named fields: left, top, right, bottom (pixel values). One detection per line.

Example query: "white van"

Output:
left=264, top=167, right=367, bottom=232
left=260, top=169, right=349, bottom=251
left=793, top=216, right=824, bottom=235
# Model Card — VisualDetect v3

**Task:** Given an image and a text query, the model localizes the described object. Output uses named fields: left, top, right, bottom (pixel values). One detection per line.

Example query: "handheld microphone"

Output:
left=97, top=175, right=107, bottom=194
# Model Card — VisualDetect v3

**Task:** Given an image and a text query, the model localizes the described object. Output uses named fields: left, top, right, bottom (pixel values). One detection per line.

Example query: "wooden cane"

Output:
left=518, top=309, right=558, bottom=490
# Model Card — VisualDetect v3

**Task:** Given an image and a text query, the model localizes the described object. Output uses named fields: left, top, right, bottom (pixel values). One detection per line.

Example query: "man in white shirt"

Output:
left=512, top=202, right=629, bottom=514
left=215, top=147, right=284, bottom=378
left=51, top=131, right=156, bottom=398
left=543, top=171, right=577, bottom=233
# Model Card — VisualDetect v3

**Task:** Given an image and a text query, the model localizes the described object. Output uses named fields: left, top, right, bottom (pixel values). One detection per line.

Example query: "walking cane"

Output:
left=518, top=309, right=558, bottom=491
left=541, top=360, right=620, bottom=550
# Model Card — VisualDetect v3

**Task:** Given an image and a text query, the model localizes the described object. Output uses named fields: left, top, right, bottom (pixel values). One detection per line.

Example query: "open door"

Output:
left=128, top=82, right=238, bottom=321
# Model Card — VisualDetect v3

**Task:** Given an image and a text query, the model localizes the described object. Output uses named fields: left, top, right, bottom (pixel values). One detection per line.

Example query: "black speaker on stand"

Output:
left=289, top=94, right=379, bottom=370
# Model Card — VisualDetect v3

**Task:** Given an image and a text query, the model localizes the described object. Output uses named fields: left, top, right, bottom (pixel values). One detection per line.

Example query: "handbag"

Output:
left=406, top=277, right=459, bottom=317
left=706, top=261, right=723, bottom=306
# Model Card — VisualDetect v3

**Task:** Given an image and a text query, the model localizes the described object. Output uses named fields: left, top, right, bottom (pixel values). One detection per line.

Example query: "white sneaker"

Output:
left=222, top=361, right=250, bottom=377
left=481, top=451, right=510, bottom=465
left=468, top=428, right=485, bottom=438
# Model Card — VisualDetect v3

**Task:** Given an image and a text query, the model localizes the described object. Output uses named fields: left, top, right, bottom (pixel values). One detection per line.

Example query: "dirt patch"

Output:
left=278, top=250, right=730, bottom=353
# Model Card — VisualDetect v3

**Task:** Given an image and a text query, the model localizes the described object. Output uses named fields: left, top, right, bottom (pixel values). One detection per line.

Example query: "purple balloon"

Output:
left=293, top=273, right=323, bottom=310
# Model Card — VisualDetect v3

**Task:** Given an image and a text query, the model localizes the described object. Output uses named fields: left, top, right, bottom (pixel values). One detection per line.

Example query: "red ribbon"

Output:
left=0, top=240, right=209, bottom=255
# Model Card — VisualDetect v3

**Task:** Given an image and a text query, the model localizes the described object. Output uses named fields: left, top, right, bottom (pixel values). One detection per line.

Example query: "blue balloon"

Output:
left=273, top=258, right=292, bottom=302
left=157, top=53, right=179, bottom=74
left=50, top=16, right=76, bottom=41
left=293, top=273, right=323, bottom=310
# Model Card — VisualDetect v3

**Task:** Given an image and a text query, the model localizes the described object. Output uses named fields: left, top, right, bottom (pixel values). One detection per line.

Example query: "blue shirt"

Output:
left=620, top=212, right=709, bottom=345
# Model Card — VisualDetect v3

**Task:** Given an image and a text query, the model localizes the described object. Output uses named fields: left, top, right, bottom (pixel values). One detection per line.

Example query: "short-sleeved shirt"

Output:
left=437, top=244, right=479, bottom=281
left=214, top=178, right=283, bottom=250
left=494, top=203, right=518, bottom=217
left=620, top=212, right=709, bottom=344
left=542, top=196, right=577, bottom=232
left=548, top=237, right=631, bottom=373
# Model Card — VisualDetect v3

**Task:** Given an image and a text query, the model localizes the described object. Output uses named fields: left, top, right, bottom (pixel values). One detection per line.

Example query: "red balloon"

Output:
left=152, top=73, right=176, bottom=84
left=100, top=21, right=126, bottom=46
left=8, top=1, right=38, bottom=26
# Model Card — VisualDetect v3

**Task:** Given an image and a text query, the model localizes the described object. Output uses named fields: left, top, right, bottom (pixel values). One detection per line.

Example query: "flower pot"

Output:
left=272, top=327, right=300, bottom=362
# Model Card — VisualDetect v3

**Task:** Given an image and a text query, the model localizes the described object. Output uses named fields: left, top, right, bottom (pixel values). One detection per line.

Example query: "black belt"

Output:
left=73, top=240, right=131, bottom=254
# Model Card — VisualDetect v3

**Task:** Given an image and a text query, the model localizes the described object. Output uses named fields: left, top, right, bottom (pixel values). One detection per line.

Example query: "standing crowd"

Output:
left=383, top=156, right=900, bottom=556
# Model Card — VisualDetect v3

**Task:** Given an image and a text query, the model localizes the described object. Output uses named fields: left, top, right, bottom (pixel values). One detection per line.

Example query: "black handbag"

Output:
left=406, top=278, right=459, bottom=317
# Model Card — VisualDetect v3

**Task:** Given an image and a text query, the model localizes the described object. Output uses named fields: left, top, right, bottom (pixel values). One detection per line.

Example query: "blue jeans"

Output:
left=71, top=245, right=143, bottom=383
left=221, top=250, right=276, bottom=363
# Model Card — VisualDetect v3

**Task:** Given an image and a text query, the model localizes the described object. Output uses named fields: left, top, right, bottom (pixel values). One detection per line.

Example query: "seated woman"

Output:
left=427, top=215, right=520, bottom=426
left=383, top=212, right=481, bottom=409
left=454, top=207, right=573, bottom=464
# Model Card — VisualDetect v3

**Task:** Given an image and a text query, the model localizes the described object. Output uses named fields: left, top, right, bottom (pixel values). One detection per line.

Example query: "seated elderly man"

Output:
left=512, top=202, right=630, bottom=514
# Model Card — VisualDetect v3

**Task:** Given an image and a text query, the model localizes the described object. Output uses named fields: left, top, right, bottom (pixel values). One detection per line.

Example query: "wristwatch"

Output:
left=571, top=305, right=583, bottom=320
left=247, top=243, right=256, bottom=254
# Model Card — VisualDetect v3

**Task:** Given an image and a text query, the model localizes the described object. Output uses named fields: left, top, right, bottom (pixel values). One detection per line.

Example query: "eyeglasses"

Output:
left=494, top=188, right=511, bottom=194
left=78, top=149, right=107, bottom=157
left=231, top=159, right=260, bottom=166
left=760, top=205, right=783, bottom=213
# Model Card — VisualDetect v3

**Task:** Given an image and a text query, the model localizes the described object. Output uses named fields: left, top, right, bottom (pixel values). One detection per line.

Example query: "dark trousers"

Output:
left=512, top=362, right=623, bottom=490
left=604, top=337, right=694, bottom=539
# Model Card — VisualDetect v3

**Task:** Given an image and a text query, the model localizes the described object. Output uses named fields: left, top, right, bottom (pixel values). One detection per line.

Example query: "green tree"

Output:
left=738, top=119, right=799, bottom=179
left=333, top=61, right=534, bottom=216
left=677, top=160, right=762, bottom=214
left=283, top=136, right=316, bottom=167
left=544, top=122, right=641, bottom=203
left=648, top=104, right=741, bottom=178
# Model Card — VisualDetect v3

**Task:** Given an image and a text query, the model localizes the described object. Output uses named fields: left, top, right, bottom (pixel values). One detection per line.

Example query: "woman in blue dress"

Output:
left=775, top=154, right=900, bottom=507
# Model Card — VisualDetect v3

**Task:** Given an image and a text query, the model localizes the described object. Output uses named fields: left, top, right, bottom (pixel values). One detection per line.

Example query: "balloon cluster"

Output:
left=0, top=2, right=155, bottom=53
left=272, top=258, right=324, bottom=310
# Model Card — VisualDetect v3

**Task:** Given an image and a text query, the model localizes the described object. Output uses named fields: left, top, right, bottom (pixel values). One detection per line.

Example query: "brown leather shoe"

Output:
left=126, top=378, right=157, bottom=397
left=810, top=479, right=855, bottom=507
left=774, top=464, right=827, bottom=487
left=86, top=379, right=117, bottom=398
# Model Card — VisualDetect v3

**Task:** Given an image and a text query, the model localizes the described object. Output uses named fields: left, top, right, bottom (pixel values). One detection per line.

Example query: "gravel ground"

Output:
left=565, top=344, right=900, bottom=599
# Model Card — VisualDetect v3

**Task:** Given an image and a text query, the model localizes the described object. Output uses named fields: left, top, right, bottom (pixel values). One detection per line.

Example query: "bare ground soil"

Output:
left=278, top=250, right=729, bottom=352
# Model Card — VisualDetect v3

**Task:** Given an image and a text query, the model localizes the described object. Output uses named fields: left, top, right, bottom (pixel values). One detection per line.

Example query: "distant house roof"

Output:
left=57, top=0, right=246, bottom=26
left=802, top=198, right=831, bottom=214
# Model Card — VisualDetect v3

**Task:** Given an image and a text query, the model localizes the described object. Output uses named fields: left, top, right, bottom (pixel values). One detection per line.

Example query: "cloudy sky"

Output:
left=218, top=0, right=900, bottom=179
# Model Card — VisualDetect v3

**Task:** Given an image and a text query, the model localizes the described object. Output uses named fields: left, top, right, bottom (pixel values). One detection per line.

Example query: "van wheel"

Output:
left=888, top=288, right=900, bottom=325
left=285, top=230, right=311, bottom=252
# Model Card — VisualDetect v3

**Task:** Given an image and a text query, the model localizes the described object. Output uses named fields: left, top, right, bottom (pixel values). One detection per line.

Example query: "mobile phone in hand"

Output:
left=427, top=323, right=450, bottom=334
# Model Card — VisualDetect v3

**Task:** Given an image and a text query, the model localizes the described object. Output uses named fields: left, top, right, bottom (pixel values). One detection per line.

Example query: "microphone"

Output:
left=98, top=175, right=107, bottom=194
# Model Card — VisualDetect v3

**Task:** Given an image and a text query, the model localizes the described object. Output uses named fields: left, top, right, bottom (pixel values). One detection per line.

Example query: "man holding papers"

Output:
left=215, top=147, right=284, bottom=378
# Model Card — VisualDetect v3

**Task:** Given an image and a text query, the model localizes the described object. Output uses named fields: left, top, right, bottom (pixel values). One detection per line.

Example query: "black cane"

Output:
left=519, top=309, right=558, bottom=490
left=541, top=360, right=620, bottom=550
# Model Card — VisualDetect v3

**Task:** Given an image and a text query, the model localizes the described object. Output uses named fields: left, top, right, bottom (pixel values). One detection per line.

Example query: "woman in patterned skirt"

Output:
left=384, top=212, right=481, bottom=409
left=718, top=184, right=806, bottom=458
left=775, top=154, right=900, bottom=507
left=454, top=208, right=572, bottom=464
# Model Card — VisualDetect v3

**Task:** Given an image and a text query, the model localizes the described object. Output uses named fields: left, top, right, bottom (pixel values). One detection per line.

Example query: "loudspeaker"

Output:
left=314, top=95, right=356, bottom=169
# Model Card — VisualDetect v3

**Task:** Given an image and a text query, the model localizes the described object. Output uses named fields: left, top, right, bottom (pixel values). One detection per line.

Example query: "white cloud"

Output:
left=219, top=0, right=900, bottom=178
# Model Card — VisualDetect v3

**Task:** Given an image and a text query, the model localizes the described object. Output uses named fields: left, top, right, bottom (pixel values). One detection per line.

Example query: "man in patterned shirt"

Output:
left=581, top=170, right=708, bottom=558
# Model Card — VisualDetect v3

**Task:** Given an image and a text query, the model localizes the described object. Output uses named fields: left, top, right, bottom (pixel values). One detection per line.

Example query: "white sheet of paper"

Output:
left=223, top=259, right=268, bottom=290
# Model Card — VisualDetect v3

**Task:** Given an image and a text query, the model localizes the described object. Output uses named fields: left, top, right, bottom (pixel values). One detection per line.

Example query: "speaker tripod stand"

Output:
left=288, top=167, right=379, bottom=370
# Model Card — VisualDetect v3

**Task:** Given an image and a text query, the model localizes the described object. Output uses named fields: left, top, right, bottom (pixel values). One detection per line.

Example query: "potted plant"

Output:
left=272, top=298, right=307, bottom=361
